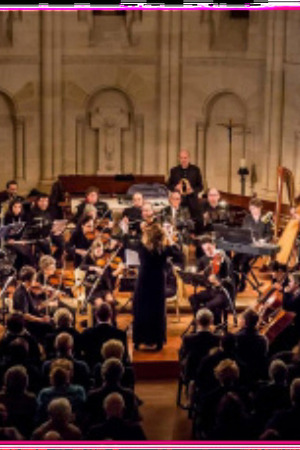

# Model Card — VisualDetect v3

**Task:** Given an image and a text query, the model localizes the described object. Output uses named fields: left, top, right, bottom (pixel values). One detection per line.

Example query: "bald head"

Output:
left=179, top=150, right=190, bottom=169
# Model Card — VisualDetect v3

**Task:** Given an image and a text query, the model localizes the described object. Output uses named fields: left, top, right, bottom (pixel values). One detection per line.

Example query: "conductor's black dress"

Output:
left=133, top=243, right=178, bottom=349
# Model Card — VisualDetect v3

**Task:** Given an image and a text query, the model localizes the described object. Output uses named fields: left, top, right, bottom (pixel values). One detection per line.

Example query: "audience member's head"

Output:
left=43, top=430, right=62, bottom=440
left=4, top=365, right=28, bottom=395
left=101, top=339, right=125, bottom=361
left=54, top=333, right=74, bottom=357
left=290, top=378, right=300, bottom=407
left=242, top=308, right=259, bottom=330
left=95, top=302, right=112, bottom=324
left=6, top=312, right=25, bottom=335
left=101, top=358, right=124, bottom=385
left=53, top=308, right=73, bottom=329
left=103, top=392, right=125, bottom=419
left=8, top=338, right=29, bottom=363
left=50, top=359, right=73, bottom=388
left=48, top=398, right=73, bottom=426
left=269, top=359, right=288, bottom=384
left=196, top=308, right=214, bottom=330
left=214, top=359, right=240, bottom=387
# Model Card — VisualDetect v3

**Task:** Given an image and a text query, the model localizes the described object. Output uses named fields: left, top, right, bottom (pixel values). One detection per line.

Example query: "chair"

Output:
left=166, top=264, right=188, bottom=323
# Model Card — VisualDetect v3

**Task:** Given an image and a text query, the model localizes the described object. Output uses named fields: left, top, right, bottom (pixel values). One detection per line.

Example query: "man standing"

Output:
left=168, top=150, right=203, bottom=218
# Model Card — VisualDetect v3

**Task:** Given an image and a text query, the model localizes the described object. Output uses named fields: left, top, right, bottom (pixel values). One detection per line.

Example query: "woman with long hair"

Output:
left=133, top=222, right=181, bottom=351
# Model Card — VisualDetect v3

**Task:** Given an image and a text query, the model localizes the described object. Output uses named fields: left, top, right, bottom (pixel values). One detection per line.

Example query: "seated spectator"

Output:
left=235, top=308, right=268, bottom=383
left=93, top=339, right=135, bottom=390
left=42, top=333, right=90, bottom=392
left=253, top=360, right=290, bottom=434
left=81, top=303, right=128, bottom=368
left=87, top=393, right=146, bottom=440
left=0, top=403, right=23, bottom=440
left=179, top=308, right=219, bottom=383
left=36, top=359, right=86, bottom=425
left=86, top=358, right=140, bottom=427
left=209, top=392, right=253, bottom=440
left=0, top=365, right=37, bottom=438
left=32, top=398, right=82, bottom=440
left=0, top=312, right=41, bottom=365
left=0, top=339, right=42, bottom=394
left=194, top=359, right=248, bottom=438
left=45, top=308, right=82, bottom=359
left=266, top=378, right=300, bottom=439
left=43, top=430, right=61, bottom=440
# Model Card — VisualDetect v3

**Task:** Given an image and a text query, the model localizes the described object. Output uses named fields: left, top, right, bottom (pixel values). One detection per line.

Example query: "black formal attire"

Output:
left=198, top=200, right=230, bottom=233
left=0, top=192, right=24, bottom=205
left=233, top=213, right=272, bottom=291
left=133, top=243, right=178, bottom=349
left=67, top=226, right=92, bottom=268
left=121, top=206, right=142, bottom=239
left=0, top=330, right=41, bottom=366
left=87, top=418, right=146, bottom=440
left=161, top=204, right=191, bottom=225
left=283, top=288, right=300, bottom=338
left=12, top=284, right=53, bottom=342
left=44, top=326, right=82, bottom=359
left=4, top=212, right=34, bottom=269
left=28, top=206, right=64, bottom=264
left=189, top=253, right=235, bottom=325
left=179, top=330, right=219, bottom=382
left=81, top=322, right=128, bottom=368
left=74, top=200, right=111, bottom=223
left=235, top=326, right=268, bottom=382
left=80, top=254, right=115, bottom=295
left=266, top=406, right=300, bottom=440
left=168, top=164, right=203, bottom=218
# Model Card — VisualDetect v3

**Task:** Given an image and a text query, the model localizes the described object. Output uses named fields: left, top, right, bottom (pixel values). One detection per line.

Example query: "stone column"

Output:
left=195, top=122, right=206, bottom=180
left=75, top=117, right=85, bottom=174
left=15, top=117, right=25, bottom=181
left=40, top=11, right=54, bottom=183
left=135, top=114, right=144, bottom=173
left=52, top=11, right=63, bottom=176
left=262, top=11, right=286, bottom=196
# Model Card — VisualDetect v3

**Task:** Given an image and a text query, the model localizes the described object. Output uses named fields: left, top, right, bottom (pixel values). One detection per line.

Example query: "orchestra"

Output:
left=0, top=156, right=298, bottom=356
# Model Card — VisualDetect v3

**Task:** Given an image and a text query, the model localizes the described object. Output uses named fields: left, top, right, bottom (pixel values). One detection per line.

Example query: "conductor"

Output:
left=167, top=149, right=203, bottom=218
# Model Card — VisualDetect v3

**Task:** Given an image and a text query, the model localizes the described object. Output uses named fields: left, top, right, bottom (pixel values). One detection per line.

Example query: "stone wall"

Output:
left=0, top=10, right=298, bottom=200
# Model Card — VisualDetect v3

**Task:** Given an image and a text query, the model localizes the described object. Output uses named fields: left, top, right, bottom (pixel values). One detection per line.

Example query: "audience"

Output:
left=32, top=398, right=82, bottom=440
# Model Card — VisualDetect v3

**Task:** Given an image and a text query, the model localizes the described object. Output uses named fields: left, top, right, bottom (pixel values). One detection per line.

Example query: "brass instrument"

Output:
left=180, top=178, right=190, bottom=196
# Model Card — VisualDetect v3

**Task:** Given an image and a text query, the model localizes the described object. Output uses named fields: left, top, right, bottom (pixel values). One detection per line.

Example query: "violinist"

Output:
left=80, top=238, right=123, bottom=296
left=67, top=215, right=95, bottom=268
left=28, top=193, right=65, bottom=267
left=12, top=266, right=52, bottom=329
left=4, top=199, right=34, bottom=270
left=189, top=235, right=234, bottom=325
left=140, top=202, right=157, bottom=233
left=120, top=192, right=144, bottom=236
left=233, top=197, right=273, bottom=292
left=73, top=186, right=112, bottom=224
left=283, top=272, right=300, bottom=339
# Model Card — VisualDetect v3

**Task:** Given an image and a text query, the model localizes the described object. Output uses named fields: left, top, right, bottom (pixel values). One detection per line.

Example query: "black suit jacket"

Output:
left=81, top=322, right=128, bottom=367
left=168, top=164, right=203, bottom=194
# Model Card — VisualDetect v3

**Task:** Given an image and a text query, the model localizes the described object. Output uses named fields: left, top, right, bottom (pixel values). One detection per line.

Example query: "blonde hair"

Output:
left=49, top=359, right=73, bottom=386
left=90, top=237, right=104, bottom=261
left=39, top=255, right=56, bottom=271
left=214, top=359, right=240, bottom=385
left=101, top=339, right=125, bottom=361
left=53, top=308, right=73, bottom=328
left=142, top=222, right=166, bottom=252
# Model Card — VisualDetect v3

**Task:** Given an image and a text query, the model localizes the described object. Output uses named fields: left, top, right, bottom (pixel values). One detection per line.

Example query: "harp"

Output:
left=275, top=166, right=300, bottom=265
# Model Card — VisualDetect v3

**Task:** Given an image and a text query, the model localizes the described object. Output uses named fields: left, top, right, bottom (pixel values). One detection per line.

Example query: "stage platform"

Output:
left=115, top=273, right=268, bottom=379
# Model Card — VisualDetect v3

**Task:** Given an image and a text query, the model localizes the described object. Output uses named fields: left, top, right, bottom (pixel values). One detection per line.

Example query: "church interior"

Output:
left=0, top=8, right=299, bottom=443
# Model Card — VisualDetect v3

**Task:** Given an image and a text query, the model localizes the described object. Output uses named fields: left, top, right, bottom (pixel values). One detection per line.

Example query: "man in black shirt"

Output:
left=189, top=235, right=235, bottom=325
left=120, top=192, right=144, bottom=236
left=0, top=180, right=23, bottom=205
left=168, top=150, right=203, bottom=218
left=199, top=188, right=230, bottom=233
left=74, top=186, right=111, bottom=223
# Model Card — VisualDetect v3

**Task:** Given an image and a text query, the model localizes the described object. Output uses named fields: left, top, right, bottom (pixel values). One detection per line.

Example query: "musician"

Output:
left=29, top=193, right=65, bottom=266
left=283, top=272, right=300, bottom=338
left=167, top=149, right=203, bottom=218
left=4, top=199, right=34, bottom=269
left=74, top=186, right=112, bottom=224
left=80, top=238, right=123, bottom=297
left=233, top=197, right=273, bottom=292
left=133, top=223, right=182, bottom=351
left=199, top=188, right=230, bottom=233
left=12, top=266, right=51, bottom=325
left=140, top=202, right=157, bottom=232
left=120, top=192, right=143, bottom=236
left=36, top=255, right=57, bottom=286
left=67, top=215, right=95, bottom=268
left=189, top=235, right=234, bottom=325
left=161, top=191, right=190, bottom=225
left=0, top=180, right=23, bottom=205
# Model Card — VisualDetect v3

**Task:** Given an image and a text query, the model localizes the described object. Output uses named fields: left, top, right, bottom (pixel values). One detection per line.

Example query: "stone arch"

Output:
left=203, top=91, right=248, bottom=194
left=0, top=91, right=17, bottom=182
left=77, top=87, right=139, bottom=174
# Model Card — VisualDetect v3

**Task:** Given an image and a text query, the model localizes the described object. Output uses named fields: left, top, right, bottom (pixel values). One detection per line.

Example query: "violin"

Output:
left=48, top=269, right=77, bottom=288
left=95, top=253, right=123, bottom=270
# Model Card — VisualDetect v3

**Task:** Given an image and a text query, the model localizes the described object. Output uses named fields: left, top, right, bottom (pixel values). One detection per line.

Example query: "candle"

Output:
left=240, top=158, right=246, bottom=168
